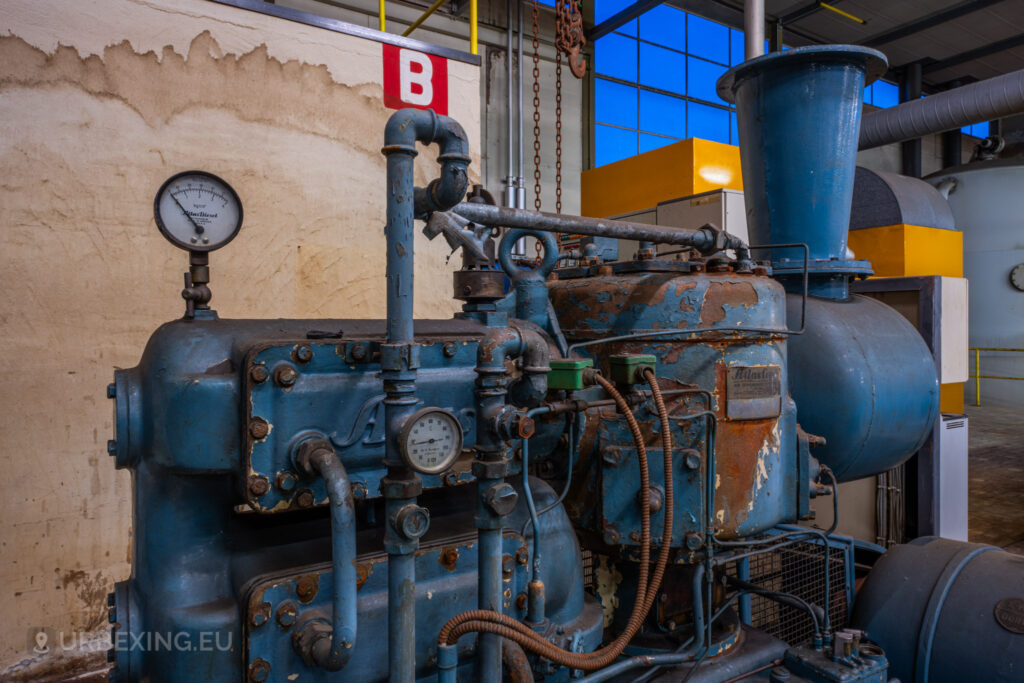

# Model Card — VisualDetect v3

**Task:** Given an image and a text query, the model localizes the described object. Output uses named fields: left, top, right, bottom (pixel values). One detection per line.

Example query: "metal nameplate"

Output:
left=726, top=366, right=782, bottom=420
left=995, top=597, right=1024, bottom=634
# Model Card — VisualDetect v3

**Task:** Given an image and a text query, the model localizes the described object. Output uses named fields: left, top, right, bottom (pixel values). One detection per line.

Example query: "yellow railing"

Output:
left=387, top=0, right=478, bottom=55
left=970, top=347, right=1024, bottom=406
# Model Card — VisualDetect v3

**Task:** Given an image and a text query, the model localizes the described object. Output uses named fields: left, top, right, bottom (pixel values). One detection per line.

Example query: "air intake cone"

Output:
left=717, top=46, right=887, bottom=274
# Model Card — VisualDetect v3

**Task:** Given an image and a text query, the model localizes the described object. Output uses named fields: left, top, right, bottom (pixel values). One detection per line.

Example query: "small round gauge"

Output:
left=154, top=170, right=242, bottom=251
left=399, top=407, right=464, bottom=475
left=1011, top=263, right=1024, bottom=292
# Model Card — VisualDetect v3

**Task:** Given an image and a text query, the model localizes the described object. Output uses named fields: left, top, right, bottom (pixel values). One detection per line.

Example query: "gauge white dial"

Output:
left=399, top=408, right=464, bottom=475
left=154, top=171, right=242, bottom=251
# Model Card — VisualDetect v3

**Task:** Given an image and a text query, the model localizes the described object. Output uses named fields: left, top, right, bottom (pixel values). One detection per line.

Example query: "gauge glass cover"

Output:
left=400, top=408, right=463, bottom=474
left=154, top=171, right=242, bottom=251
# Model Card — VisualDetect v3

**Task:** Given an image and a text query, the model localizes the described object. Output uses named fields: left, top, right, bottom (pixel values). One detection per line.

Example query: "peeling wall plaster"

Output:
left=0, top=0, right=481, bottom=670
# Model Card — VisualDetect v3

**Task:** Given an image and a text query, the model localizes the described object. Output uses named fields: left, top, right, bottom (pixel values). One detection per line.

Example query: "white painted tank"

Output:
left=927, top=159, right=1024, bottom=407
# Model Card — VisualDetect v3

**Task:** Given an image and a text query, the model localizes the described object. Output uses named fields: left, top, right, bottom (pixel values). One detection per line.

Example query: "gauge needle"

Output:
left=411, top=438, right=438, bottom=445
left=170, top=194, right=205, bottom=234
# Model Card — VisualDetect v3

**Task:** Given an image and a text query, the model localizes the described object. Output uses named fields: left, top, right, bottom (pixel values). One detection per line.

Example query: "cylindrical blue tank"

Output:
left=786, top=294, right=939, bottom=481
left=851, top=537, right=1024, bottom=683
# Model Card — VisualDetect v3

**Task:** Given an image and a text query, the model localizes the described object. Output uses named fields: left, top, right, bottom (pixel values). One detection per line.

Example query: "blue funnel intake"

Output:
left=717, top=46, right=887, bottom=295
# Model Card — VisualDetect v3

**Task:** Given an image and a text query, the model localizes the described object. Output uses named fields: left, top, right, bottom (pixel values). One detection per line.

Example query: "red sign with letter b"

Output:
left=382, top=44, right=448, bottom=115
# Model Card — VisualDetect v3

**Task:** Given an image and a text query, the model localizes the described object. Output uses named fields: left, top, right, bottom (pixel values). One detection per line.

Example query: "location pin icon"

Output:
left=34, top=630, right=49, bottom=654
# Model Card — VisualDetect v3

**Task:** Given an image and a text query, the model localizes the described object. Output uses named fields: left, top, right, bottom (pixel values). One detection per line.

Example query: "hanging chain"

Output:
left=556, top=0, right=588, bottom=79
left=531, top=0, right=542, bottom=212
left=555, top=52, right=562, bottom=214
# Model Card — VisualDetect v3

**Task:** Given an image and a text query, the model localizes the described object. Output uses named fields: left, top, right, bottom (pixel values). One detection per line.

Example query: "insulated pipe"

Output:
left=451, top=203, right=748, bottom=254
left=293, top=440, right=358, bottom=672
left=744, top=0, right=764, bottom=60
left=859, top=69, right=1024, bottom=150
left=382, top=108, right=470, bottom=683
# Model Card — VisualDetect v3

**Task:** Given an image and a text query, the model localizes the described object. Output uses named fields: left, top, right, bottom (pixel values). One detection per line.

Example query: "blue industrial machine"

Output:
left=104, top=45, right=1020, bottom=683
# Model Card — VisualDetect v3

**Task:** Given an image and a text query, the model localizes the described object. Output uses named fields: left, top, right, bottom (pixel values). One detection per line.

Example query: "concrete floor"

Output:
left=966, top=404, right=1024, bottom=554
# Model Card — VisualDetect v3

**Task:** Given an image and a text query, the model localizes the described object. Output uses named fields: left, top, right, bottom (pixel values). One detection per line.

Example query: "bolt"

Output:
left=639, top=485, right=664, bottom=513
left=515, top=547, right=529, bottom=566
left=515, top=593, right=528, bottom=611
left=249, top=658, right=271, bottom=682
left=275, top=365, right=298, bottom=387
left=502, top=554, right=514, bottom=580
left=249, top=418, right=269, bottom=439
left=443, top=342, right=458, bottom=358
left=248, top=475, right=270, bottom=497
left=441, top=471, right=458, bottom=487
left=249, top=365, right=269, bottom=383
left=351, top=481, right=368, bottom=500
left=602, top=446, right=620, bottom=467
left=516, top=415, right=536, bottom=439
left=250, top=603, right=270, bottom=627
left=604, top=529, right=620, bottom=545
left=771, top=667, right=791, bottom=679
left=107, top=440, right=117, bottom=456
left=275, top=472, right=297, bottom=493
left=276, top=601, right=297, bottom=628
left=483, top=483, right=519, bottom=517
left=683, top=449, right=702, bottom=471
left=107, top=383, right=116, bottom=399
left=295, top=489, right=315, bottom=508
left=296, top=579, right=316, bottom=602
left=394, top=504, right=430, bottom=540
left=463, top=284, right=473, bottom=295
left=629, top=531, right=640, bottom=542
left=685, top=531, right=704, bottom=551
left=294, top=345, right=313, bottom=363
left=350, top=344, right=367, bottom=360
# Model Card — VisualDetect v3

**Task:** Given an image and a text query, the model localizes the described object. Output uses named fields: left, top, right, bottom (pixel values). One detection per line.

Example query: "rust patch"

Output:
left=438, top=546, right=459, bottom=572
left=60, top=569, right=109, bottom=631
left=294, top=574, right=320, bottom=603
left=356, top=562, right=375, bottom=589
left=700, top=281, right=759, bottom=326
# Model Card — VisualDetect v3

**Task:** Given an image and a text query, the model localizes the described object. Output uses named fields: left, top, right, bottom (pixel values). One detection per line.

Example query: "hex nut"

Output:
left=294, top=345, right=314, bottom=363
left=275, top=472, right=297, bottom=493
left=248, top=475, right=271, bottom=497
left=249, top=418, right=269, bottom=439
left=350, top=344, right=367, bottom=361
left=275, top=365, right=298, bottom=387
left=276, top=601, right=297, bottom=628
left=351, top=481, right=368, bottom=500
left=249, top=365, right=269, bottom=384
left=682, top=449, right=702, bottom=471
left=295, top=578, right=317, bottom=603
left=295, top=489, right=315, bottom=509
left=249, top=658, right=271, bottom=682
left=250, top=603, right=270, bottom=627
left=685, top=531, right=704, bottom=551
left=443, top=341, right=458, bottom=358
left=483, top=483, right=519, bottom=517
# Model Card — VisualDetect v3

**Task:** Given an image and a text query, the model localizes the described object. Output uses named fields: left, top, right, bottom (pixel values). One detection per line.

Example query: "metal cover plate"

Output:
left=726, top=365, right=782, bottom=420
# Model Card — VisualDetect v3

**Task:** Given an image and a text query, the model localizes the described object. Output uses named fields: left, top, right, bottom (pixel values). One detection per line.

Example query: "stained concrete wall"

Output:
left=0, top=0, right=480, bottom=674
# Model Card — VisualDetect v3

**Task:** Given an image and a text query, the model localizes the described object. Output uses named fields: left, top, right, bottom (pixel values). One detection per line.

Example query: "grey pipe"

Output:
left=505, top=0, right=515, bottom=207
left=745, top=0, right=765, bottom=59
left=859, top=69, right=1024, bottom=150
left=451, top=203, right=748, bottom=254
left=516, top=0, right=526, bottom=209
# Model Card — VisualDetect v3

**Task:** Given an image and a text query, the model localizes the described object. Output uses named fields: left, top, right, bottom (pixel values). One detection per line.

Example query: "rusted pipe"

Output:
left=502, top=639, right=535, bottom=682
left=450, top=203, right=747, bottom=255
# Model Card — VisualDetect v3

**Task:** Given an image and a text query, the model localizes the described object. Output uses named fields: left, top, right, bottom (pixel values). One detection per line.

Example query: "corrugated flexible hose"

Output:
left=438, top=370, right=674, bottom=671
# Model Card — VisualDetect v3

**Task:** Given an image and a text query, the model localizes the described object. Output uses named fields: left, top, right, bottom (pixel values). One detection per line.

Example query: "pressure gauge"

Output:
left=1011, top=263, right=1024, bottom=292
left=154, top=170, right=242, bottom=251
left=399, top=407, right=464, bottom=475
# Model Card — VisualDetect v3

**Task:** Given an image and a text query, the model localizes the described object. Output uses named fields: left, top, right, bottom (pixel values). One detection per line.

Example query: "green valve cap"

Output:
left=608, top=354, right=657, bottom=385
left=548, top=358, right=594, bottom=391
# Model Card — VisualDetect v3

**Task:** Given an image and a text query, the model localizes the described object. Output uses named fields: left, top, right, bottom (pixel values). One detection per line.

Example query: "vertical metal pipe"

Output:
left=737, top=557, right=752, bottom=625
left=516, top=0, right=526, bottom=209
left=745, top=0, right=765, bottom=59
left=505, top=0, right=516, bottom=207
left=379, top=0, right=386, bottom=31
left=388, top=552, right=416, bottom=679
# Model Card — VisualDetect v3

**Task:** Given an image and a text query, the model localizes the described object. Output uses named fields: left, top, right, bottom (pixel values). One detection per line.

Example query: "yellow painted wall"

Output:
left=580, top=138, right=743, bottom=218
left=0, top=0, right=480, bottom=674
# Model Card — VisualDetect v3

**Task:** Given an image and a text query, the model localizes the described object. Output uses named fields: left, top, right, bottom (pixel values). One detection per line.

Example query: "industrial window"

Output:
left=592, top=1, right=747, bottom=166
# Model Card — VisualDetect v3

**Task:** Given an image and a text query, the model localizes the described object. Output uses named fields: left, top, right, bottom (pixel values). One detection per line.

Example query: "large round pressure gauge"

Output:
left=154, top=170, right=242, bottom=251
left=399, top=408, right=464, bottom=475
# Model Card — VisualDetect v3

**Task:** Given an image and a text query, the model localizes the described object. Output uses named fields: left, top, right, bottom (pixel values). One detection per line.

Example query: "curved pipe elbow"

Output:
left=382, top=108, right=471, bottom=215
left=294, top=441, right=357, bottom=671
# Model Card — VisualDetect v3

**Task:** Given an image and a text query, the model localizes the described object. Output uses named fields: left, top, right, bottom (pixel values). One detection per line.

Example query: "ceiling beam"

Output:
left=860, top=0, right=1005, bottom=47
left=922, top=32, right=1024, bottom=74
left=588, top=0, right=665, bottom=40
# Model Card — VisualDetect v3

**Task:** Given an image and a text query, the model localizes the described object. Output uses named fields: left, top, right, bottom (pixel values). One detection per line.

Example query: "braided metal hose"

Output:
left=437, top=371, right=676, bottom=671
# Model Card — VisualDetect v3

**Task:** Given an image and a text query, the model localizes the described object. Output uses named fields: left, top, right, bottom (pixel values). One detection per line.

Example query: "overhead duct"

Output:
left=859, top=69, right=1024, bottom=149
